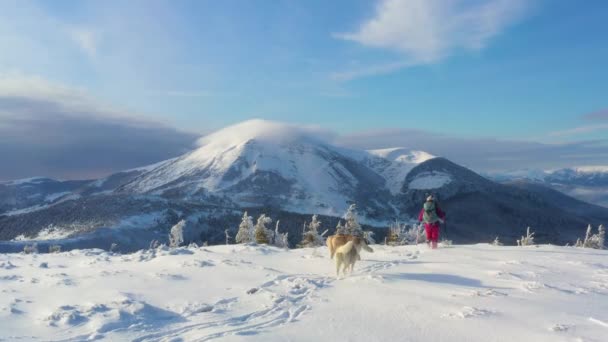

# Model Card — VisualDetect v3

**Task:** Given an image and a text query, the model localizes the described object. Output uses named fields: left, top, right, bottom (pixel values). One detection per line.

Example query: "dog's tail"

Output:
left=336, top=241, right=354, bottom=255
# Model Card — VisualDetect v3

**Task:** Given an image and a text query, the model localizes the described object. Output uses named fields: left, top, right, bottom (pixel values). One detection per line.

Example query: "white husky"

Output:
left=335, top=239, right=373, bottom=277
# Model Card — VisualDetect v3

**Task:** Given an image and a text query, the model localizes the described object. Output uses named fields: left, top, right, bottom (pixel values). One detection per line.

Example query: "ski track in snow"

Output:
left=1, top=244, right=608, bottom=341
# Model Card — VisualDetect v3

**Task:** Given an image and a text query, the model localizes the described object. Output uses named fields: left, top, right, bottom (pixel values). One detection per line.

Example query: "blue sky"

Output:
left=0, top=0, right=607, bottom=179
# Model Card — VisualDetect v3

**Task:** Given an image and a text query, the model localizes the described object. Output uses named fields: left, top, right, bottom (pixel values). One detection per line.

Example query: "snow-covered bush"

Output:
left=492, top=236, right=503, bottom=246
left=363, top=230, right=376, bottom=244
left=274, top=221, right=289, bottom=249
left=387, top=221, right=425, bottom=245
left=169, top=219, right=186, bottom=248
left=149, top=240, right=160, bottom=250
left=300, top=215, right=326, bottom=247
left=577, top=224, right=605, bottom=249
left=517, top=227, right=535, bottom=246
left=254, top=214, right=273, bottom=244
left=48, top=245, right=62, bottom=253
left=225, top=229, right=232, bottom=245
left=235, top=212, right=255, bottom=244
left=23, top=243, right=38, bottom=254
left=343, top=204, right=363, bottom=237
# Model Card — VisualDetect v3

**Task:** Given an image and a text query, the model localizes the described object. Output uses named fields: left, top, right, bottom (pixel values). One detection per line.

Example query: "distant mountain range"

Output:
left=1, top=120, right=607, bottom=251
left=487, top=167, right=608, bottom=208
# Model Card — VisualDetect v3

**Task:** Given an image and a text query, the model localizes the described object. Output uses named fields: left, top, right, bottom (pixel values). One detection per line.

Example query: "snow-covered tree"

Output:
left=363, top=230, right=376, bottom=244
left=274, top=220, right=289, bottom=249
left=492, top=236, right=503, bottom=246
left=343, top=204, right=363, bottom=236
left=235, top=212, right=255, bottom=244
left=23, top=243, right=38, bottom=254
left=225, top=229, right=232, bottom=245
left=335, top=220, right=347, bottom=235
left=578, top=224, right=605, bottom=249
left=48, top=245, right=62, bottom=253
left=169, top=219, right=186, bottom=248
left=149, top=240, right=160, bottom=250
left=254, top=214, right=273, bottom=244
left=300, top=214, right=326, bottom=247
left=387, top=221, right=425, bottom=246
left=517, top=227, right=535, bottom=246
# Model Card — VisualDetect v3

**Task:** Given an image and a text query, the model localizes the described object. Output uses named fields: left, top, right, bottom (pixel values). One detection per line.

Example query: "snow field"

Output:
left=1, top=244, right=607, bottom=341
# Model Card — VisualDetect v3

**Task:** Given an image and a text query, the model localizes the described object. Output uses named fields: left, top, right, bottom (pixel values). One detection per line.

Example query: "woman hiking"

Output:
left=418, top=195, right=446, bottom=249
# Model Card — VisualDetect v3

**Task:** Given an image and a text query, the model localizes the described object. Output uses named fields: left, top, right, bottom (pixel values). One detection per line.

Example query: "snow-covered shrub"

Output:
left=235, top=212, right=255, bottom=244
left=225, top=229, right=232, bottom=245
left=517, top=227, right=535, bottom=246
left=343, top=204, right=363, bottom=237
left=578, top=224, right=605, bottom=249
left=387, top=222, right=426, bottom=245
left=149, top=240, right=160, bottom=250
left=492, top=237, right=503, bottom=246
left=363, top=230, right=376, bottom=244
left=254, top=214, right=273, bottom=244
left=23, top=243, right=38, bottom=254
left=274, top=221, right=289, bottom=249
left=48, top=245, right=62, bottom=253
left=169, top=219, right=186, bottom=248
left=300, top=215, right=326, bottom=247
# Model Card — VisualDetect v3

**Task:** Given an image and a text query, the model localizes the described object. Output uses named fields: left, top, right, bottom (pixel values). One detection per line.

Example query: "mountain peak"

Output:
left=195, top=119, right=335, bottom=151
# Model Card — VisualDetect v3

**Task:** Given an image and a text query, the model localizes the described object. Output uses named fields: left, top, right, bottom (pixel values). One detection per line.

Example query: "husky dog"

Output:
left=326, top=234, right=373, bottom=259
left=332, top=237, right=374, bottom=277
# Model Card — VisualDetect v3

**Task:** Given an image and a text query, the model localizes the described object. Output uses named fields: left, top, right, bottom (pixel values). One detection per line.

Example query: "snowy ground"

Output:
left=1, top=244, right=607, bottom=342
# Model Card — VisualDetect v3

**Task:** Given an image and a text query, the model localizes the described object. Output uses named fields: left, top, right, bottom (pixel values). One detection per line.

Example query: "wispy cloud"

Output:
left=549, top=124, right=608, bottom=137
left=583, top=108, right=608, bottom=121
left=68, top=28, right=99, bottom=58
left=333, top=0, right=530, bottom=80
left=165, top=90, right=226, bottom=98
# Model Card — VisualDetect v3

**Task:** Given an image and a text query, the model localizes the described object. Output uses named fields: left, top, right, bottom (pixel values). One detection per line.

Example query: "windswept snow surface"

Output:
left=1, top=244, right=607, bottom=341
left=409, top=171, right=452, bottom=190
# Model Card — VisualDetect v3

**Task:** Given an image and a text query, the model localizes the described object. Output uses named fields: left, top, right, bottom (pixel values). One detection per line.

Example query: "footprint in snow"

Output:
left=442, top=306, right=496, bottom=319
left=549, top=324, right=572, bottom=332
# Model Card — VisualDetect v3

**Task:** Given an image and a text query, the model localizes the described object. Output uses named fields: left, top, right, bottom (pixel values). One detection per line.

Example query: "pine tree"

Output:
left=274, top=220, right=289, bottom=249
left=169, top=219, right=186, bottom=248
left=335, top=220, right=347, bottom=235
left=343, top=204, right=363, bottom=236
left=235, top=212, right=254, bottom=244
left=598, top=225, right=605, bottom=249
left=300, top=214, right=325, bottom=247
left=254, top=214, right=273, bottom=244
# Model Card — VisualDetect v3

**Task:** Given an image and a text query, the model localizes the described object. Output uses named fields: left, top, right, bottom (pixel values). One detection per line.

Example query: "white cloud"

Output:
left=549, top=124, right=608, bottom=137
left=333, top=0, right=529, bottom=80
left=68, top=28, right=99, bottom=58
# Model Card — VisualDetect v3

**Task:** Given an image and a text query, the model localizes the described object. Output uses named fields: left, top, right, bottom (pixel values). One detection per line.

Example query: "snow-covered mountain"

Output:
left=1, top=120, right=607, bottom=250
left=114, top=120, right=434, bottom=218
